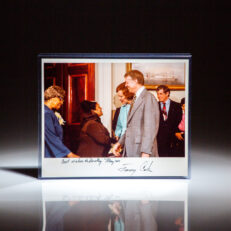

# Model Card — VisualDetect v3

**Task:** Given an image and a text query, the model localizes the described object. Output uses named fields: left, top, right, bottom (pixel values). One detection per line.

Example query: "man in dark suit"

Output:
left=156, top=85, right=182, bottom=157
left=113, top=70, right=159, bottom=157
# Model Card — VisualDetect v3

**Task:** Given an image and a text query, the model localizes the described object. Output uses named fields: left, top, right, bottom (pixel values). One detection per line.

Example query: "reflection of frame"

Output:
left=38, top=53, right=191, bottom=179
left=42, top=181, right=188, bottom=230
left=127, top=62, right=185, bottom=90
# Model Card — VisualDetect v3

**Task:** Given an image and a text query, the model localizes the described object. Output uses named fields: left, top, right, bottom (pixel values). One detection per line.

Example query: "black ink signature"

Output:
left=140, top=161, right=154, bottom=172
left=118, top=164, right=136, bottom=175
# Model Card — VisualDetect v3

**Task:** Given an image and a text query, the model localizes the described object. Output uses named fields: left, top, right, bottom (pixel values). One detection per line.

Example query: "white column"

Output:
left=112, top=63, right=127, bottom=109
left=95, top=63, right=112, bottom=134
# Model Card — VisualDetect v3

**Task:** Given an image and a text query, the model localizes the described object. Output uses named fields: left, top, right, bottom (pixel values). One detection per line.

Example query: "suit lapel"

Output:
left=127, top=88, right=147, bottom=124
left=167, top=100, right=173, bottom=120
left=159, top=102, right=164, bottom=122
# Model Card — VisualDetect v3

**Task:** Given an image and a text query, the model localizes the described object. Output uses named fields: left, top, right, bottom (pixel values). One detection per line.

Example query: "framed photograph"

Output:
left=38, top=53, right=191, bottom=179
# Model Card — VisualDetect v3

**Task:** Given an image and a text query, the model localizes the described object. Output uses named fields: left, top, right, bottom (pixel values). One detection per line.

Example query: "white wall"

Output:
left=112, top=63, right=127, bottom=109
left=95, top=63, right=112, bottom=133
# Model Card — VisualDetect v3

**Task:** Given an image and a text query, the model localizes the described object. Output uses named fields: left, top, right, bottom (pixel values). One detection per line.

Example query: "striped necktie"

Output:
left=162, top=102, right=167, bottom=120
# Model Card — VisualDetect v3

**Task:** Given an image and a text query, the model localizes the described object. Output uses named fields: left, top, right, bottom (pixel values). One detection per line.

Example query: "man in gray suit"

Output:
left=113, top=70, right=159, bottom=157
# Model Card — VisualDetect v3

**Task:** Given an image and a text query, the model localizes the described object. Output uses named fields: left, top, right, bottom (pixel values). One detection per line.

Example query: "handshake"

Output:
left=108, top=142, right=122, bottom=157
left=66, top=143, right=123, bottom=158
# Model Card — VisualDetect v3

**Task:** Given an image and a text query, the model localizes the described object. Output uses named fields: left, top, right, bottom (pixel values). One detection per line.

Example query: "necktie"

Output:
left=162, top=103, right=167, bottom=120
left=128, top=95, right=136, bottom=115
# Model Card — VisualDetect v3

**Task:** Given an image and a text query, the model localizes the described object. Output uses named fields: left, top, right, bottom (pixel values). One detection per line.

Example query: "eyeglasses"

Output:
left=58, top=96, right=64, bottom=102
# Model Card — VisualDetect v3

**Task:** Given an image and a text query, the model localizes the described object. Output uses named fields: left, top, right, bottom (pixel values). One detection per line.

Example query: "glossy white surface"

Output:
left=0, top=148, right=231, bottom=230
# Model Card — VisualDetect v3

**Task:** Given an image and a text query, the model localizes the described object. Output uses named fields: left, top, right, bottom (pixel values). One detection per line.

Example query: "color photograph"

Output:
left=39, top=54, right=191, bottom=178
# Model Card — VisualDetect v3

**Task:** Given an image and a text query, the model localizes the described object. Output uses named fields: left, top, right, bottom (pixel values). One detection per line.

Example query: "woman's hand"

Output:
left=175, top=132, right=184, bottom=141
left=67, top=152, right=80, bottom=158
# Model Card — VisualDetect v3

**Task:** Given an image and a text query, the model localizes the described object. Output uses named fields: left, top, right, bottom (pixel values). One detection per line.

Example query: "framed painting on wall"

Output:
left=126, top=61, right=186, bottom=90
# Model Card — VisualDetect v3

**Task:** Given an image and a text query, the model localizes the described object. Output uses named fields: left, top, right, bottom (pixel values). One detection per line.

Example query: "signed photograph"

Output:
left=38, top=53, right=191, bottom=178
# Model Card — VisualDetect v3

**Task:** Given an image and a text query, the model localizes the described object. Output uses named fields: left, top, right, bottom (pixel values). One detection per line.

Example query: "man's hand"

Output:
left=67, top=152, right=80, bottom=158
left=141, top=152, right=150, bottom=158
left=175, top=132, right=184, bottom=141
left=112, top=142, right=122, bottom=156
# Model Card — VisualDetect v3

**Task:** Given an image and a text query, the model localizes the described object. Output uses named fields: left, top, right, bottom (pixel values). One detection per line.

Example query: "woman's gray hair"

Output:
left=44, top=86, right=65, bottom=101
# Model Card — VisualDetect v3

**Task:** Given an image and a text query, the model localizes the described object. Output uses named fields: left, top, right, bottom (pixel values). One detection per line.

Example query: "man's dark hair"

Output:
left=156, top=85, right=170, bottom=95
left=124, top=70, right=144, bottom=85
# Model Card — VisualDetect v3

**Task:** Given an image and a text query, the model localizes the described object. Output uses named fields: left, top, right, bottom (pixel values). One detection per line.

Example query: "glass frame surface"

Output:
left=38, top=53, right=191, bottom=179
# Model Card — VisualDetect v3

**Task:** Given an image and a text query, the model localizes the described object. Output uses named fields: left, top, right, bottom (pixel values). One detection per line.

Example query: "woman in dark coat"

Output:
left=76, top=100, right=111, bottom=157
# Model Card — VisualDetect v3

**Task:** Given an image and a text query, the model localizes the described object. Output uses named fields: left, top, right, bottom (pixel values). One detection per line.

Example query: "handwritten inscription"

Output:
left=62, top=159, right=70, bottom=164
left=61, top=158, right=154, bottom=175
left=71, top=159, right=84, bottom=163
left=62, top=158, right=121, bottom=166
left=105, top=158, right=121, bottom=165
left=84, top=158, right=103, bottom=166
